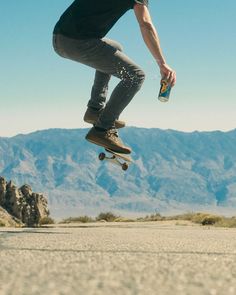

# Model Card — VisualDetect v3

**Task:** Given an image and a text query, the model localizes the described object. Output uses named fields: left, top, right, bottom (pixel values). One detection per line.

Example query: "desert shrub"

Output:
left=114, top=217, right=135, bottom=222
left=201, top=215, right=222, bottom=225
left=171, top=212, right=196, bottom=221
left=136, top=215, right=148, bottom=222
left=39, top=217, right=55, bottom=225
left=139, top=213, right=236, bottom=227
left=140, top=213, right=164, bottom=222
left=163, top=212, right=223, bottom=226
left=190, top=213, right=222, bottom=225
left=149, top=213, right=163, bottom=221
left=215, top=217, right=236, bottom=228
left=96, top=212, right=119, bottom=222
left=61, top=216, right=94, bottom=223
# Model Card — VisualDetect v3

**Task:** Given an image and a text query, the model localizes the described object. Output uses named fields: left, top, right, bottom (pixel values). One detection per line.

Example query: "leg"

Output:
left=53, top=35, right=145, bottom=129
left=88, top=39, right=123, bottom=111
left=96, top=50, right=145, bottom=129
left=88, top=71, right=110, bottom=110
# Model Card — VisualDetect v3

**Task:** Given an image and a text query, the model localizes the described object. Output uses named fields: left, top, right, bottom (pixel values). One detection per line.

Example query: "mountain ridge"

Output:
left=2, top=126, right=236, bottom=140
left=0, top=127, right=236, bottom=218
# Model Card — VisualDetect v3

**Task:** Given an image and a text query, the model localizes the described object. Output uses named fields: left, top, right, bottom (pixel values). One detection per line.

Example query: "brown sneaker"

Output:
left=85, top=127, right=131, bottom=154
left=83, top=108, right=125, bottom=129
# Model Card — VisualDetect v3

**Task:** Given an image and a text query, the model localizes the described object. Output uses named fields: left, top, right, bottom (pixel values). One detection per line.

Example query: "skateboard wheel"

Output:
left=99, top=152, right=106, bottom=161
left=122, top=163, right=129, bottom=171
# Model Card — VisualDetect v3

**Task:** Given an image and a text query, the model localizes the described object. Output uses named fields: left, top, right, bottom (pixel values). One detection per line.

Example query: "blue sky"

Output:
left=1, top=0, right=236, bottom=137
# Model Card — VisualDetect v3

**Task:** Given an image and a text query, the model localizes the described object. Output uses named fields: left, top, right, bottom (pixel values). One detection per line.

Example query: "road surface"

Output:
left=0, top=222, right=236, bottom=295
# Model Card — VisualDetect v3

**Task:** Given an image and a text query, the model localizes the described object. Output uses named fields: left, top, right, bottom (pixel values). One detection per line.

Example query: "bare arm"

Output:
left=134, top=4, right=176, bottom=86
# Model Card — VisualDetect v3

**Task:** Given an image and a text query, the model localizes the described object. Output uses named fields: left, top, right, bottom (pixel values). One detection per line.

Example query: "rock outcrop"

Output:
left=0, top=176, right=49, bottom=227
left=0, top=206, right=22, bottom=227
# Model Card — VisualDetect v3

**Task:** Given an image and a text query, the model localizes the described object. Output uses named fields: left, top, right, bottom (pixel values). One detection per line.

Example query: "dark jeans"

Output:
left=53, top=34, right=145, bottom=129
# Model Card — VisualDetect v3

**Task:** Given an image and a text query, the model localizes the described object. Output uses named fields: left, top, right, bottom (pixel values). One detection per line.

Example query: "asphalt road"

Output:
left=0, top=222, right=236, bottom=295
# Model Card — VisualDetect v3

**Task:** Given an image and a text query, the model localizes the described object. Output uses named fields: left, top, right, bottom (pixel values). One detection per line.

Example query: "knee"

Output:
left=114, top=42, right=123, bottom=52
left=128, top=68, right=146, bottom=88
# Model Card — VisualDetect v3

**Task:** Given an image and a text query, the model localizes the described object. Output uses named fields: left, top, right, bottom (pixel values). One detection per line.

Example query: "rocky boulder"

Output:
left=0, top=176, right=7, bottom=207
left=0, top=176, right=49, bottom=227
left=0, top=206, right=22, bottom=227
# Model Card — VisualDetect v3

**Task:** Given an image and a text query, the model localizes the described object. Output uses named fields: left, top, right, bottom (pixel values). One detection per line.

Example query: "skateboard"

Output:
left=98, top=148, right=132, bottom=171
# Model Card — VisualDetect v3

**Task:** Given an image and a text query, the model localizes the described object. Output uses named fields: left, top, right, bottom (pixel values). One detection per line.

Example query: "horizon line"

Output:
left=1, top=126, right=236, bottom=139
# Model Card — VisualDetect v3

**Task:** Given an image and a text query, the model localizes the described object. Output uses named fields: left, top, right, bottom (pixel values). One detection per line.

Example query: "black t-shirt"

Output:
left=53, top=0, right=149, bottom=39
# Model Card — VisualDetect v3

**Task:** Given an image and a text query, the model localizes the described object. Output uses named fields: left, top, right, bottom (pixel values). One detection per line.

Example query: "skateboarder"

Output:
left=53, top=0, right=176, bottom=154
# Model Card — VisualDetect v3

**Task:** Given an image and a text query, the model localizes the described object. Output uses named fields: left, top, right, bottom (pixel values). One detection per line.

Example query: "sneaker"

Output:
left=83, top=108, right=125, bottom=129
left=85, top=127, right=131, bottom=154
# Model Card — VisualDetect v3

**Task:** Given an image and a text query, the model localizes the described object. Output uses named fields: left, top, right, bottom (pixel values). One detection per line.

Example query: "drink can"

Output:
left=158, top=78, right=171, bottom=102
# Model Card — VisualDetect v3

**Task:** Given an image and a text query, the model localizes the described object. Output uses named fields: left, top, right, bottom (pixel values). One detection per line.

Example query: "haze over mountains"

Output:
left=0, top=128, right=236, bottom=218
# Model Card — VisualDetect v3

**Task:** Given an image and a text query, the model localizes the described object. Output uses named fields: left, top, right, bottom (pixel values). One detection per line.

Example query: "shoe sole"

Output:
left=84, top=119, right=125, bottom=129
left=86, top=137, right=131, bottom=154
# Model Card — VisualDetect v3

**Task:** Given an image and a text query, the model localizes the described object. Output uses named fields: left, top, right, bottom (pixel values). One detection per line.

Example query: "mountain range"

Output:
left=0, top=127, right=236, bottom=218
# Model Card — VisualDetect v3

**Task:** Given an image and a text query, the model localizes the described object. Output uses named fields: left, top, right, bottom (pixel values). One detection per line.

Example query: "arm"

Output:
left=134, top=4, right=176, bottom=86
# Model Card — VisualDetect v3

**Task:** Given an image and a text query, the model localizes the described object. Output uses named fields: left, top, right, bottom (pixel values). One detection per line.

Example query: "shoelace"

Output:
left=107, top=129, right=119, bottom=142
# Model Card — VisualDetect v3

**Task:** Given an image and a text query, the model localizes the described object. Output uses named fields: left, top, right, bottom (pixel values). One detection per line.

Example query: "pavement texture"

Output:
left=0, top=222, right=236, bottom=295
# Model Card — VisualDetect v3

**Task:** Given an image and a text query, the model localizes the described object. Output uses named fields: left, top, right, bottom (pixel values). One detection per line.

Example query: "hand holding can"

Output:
left=158, top=78, right=171, bottom=102
left=158, top=63, right=176, bottom=102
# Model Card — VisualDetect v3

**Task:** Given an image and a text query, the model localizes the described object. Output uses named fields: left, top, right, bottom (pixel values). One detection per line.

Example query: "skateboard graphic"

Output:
left=98, top=148, right=132, bottom=171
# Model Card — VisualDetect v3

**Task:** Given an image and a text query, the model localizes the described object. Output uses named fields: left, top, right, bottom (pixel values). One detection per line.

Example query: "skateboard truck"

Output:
left=98, top=149, right=132, bottom=171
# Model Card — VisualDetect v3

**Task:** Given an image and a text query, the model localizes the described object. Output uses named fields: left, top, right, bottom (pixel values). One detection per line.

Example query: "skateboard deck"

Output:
left=98, top=148, right=132, bottom=171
